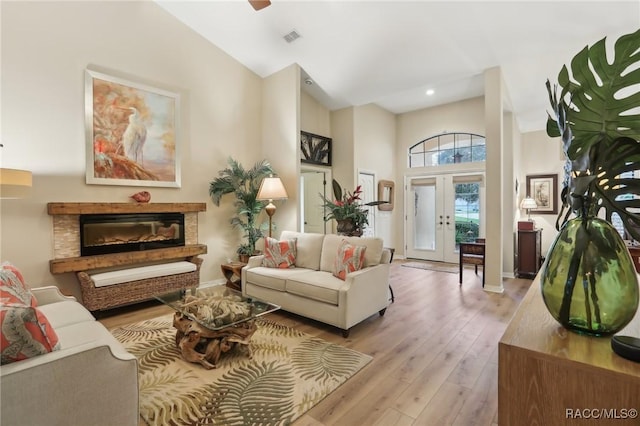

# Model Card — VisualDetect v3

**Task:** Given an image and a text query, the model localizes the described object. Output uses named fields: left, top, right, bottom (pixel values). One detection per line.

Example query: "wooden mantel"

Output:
left=47, top=202, right=206, bottom=215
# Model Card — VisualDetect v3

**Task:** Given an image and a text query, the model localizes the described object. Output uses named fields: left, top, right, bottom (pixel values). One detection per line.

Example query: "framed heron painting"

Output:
left=85, top=68, right=181, bottom=187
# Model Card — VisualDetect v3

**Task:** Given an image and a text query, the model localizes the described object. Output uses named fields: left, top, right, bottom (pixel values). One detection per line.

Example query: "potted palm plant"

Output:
left=209, top=158, right=274, bottom=260
left=542, top=28, right=640, bottom=335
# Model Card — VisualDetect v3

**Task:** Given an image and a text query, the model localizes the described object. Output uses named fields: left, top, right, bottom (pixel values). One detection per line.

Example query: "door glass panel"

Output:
left=454, top=182, right=480, bottom=248
left=414, top=185, right=436, bottom=250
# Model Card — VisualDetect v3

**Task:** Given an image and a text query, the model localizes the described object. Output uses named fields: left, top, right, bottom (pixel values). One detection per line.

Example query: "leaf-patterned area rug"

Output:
left=110, top=315, right=372, bottom=425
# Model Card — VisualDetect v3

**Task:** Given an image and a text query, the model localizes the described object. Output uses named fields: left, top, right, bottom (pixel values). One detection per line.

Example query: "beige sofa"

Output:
left=242, top=231, right=391, bottom=336
left=1, top=286, right=139, bottom=426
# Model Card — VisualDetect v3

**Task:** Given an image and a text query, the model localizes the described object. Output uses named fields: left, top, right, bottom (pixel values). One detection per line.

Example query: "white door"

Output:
left=301, top=171, right=327, bottom=234
left=407, top=174, right=484, bottom=263
left=358, top=172, right=375, bottom=237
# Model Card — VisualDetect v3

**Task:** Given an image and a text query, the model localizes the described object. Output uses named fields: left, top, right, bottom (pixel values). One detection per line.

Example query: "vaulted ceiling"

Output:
left=157, top=1, right=640, bottom=133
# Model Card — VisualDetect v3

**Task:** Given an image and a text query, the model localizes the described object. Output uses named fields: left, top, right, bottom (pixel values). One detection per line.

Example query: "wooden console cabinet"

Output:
left=499, top=275, right=640, bottom=425
left=517, top=229, right=541, bottom=278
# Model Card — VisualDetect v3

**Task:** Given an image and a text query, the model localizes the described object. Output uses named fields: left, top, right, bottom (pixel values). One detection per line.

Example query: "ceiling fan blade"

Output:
left=249, top=0, right=271, bottom=11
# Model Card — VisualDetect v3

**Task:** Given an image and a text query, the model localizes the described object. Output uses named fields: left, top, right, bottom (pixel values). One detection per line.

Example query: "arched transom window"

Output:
left=409, top=132, right=486, bottom=167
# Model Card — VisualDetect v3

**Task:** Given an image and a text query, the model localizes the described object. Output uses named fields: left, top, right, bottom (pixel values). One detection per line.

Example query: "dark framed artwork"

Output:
left=301, top=131, right=331, bottom=166
left=526, top=174, right=558, bottom=214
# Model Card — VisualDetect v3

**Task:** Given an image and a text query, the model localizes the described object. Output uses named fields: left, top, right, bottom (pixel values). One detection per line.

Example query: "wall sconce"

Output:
left=257, top=175, right=288, bottom=238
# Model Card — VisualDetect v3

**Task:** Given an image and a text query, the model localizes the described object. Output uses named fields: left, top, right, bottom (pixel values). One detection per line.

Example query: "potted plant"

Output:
left=209, top=157, right=274, bottom=259
left=236, top=243, right=254, bottom=264
left=542, top=28, right=640, bottom=335
left=321, top=179, right=386, bottom=236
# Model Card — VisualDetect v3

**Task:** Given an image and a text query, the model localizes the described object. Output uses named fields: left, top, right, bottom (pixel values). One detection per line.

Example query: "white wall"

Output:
left=1, top=1, right=265, bottom=297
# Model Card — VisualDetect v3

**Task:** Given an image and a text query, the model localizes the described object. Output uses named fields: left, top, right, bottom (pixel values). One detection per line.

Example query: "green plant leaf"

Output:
left=547, top=29, right=640, bottom=160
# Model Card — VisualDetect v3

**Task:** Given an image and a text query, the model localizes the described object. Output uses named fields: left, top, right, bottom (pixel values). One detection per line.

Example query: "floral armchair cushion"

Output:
left=263, top=237, right=297, bottom=269
left=333, top=239, right=367, bottom=280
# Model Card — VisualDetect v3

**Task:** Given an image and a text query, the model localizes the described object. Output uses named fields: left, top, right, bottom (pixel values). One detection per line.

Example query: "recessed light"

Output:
left=426, top=89, right=435, bottom=96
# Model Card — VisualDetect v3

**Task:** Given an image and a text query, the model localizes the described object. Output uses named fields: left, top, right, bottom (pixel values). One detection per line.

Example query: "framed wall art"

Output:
left=526, top=173, right=558, bottom=214
left=300, top=131, right=331, bottom=166
left=85, top=68, right=181, bottom=187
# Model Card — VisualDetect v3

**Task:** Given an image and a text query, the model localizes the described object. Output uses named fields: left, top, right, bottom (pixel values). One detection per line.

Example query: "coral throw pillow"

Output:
left=333, top=240, right=367, bottom=281
left=0, top=262, right=36, bottom=307
left=263, top=237, right=297, bottom=269
left=1, top=303, right=60, bottom=364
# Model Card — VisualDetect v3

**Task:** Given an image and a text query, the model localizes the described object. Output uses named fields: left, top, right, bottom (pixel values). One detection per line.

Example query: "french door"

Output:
left=406, top=173, right=484, bottom=263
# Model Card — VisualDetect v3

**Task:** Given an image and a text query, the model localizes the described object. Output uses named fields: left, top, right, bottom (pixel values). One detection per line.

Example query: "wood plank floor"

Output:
left=98, top=260, right=532, bottom=426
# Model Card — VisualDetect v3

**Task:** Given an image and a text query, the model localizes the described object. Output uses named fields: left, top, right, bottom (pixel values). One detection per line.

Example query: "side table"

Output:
left=220, top=262, right=246, bottom=291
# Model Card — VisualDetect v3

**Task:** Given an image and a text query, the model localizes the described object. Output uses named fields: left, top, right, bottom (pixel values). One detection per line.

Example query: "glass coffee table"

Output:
left=155, top=285, right=279, bottom=369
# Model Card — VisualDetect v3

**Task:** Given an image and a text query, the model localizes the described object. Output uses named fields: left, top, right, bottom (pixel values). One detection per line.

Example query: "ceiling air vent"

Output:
left=283, top=30, right=301, bottom=43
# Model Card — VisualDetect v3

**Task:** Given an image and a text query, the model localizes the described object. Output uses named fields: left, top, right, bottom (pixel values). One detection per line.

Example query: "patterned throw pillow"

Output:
left=263, top=237, right=297, bottom=269
left=0, top=262, right=36, bottom=307
left=333, top=239, right=367, bottom=280
left=0, top=303, right=60, bottom=365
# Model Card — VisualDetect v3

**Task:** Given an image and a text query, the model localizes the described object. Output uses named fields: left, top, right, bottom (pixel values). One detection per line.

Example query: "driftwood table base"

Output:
left=172, top=312, right=258, bottom=369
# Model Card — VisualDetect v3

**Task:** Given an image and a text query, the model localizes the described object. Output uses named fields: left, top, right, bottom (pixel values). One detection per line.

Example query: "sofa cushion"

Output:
left=54, top=320, right=123, bottom=351
left=280, top=231, right=324, bottom=270
left=1, top=262, right=36, bottom=307
left=286, top=271, right=344, bottom=305
left=90, top=261, right=197, bottom=288
left=0, top=303, right=60, bottom=364
left=333, top=240, right=367, bottom=280
left=263, top=237, right=297, bottom=269
left=245, top=267, right=310, bottom=292
left=320, top=235, right=383, bottom=272
left=37, top=301, right=96, bottom=329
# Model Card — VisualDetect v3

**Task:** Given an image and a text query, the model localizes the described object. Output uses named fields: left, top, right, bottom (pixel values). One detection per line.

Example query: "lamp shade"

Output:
left=257, top=176, right=288, bottom=201
left=520, top=197, right=538, bottom=210
left=0, top=168, right=32, bottom=199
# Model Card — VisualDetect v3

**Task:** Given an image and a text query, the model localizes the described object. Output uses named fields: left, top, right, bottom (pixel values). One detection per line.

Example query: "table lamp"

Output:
left=520, top=197, right=538, bottom=221
left=257, top=175, right=288, bottom=238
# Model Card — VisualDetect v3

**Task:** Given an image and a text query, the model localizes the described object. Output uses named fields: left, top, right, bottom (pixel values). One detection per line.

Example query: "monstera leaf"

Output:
left=547, top=29, right=640, bottom=239
left=547, top=28, right=640, bottom=159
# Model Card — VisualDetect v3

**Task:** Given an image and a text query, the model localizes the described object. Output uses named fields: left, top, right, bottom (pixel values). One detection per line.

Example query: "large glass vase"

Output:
left=540, top=215, right=639, bottom=336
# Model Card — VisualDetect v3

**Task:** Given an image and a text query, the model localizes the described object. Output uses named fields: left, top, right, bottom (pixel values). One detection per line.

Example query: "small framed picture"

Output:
left=300, top=131, right=331, bottom=166
left=526, top=174, right=558, bottom=214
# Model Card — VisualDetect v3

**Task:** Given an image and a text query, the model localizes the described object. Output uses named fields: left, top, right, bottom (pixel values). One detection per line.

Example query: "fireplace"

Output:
left=79, top=213, right=185, bottom=256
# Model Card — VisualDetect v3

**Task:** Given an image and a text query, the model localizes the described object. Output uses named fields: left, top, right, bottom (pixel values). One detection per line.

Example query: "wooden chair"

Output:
left=459, top=239, right=486, bottom=287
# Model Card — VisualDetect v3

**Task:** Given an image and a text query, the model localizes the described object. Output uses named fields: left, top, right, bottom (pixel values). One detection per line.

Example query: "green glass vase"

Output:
left=541, top=215, right=639, bottom=336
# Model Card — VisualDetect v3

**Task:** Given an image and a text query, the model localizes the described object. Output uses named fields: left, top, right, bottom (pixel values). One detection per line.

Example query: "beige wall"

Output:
left=353, top=104, right=397, bottom=247
left=261, top=64, right=300, bottom=239
left=520, top=130, right=565, bottom=255
left=301, top=90, right=331, bottom=137
left=1, top=1, right=265, bottom=297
